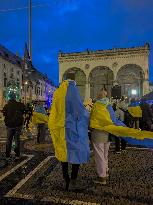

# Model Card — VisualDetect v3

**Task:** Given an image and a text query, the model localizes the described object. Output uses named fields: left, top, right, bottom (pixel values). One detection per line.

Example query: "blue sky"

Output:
left=0, top=0, right=153, bottom=85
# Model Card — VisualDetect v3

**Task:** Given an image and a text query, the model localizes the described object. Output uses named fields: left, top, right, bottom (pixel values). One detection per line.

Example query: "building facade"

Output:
left=149, top=82, right=153, bottom=92
left=59, top=44, right=150, bottom=100
left=0, top=45, right=55, bottom=108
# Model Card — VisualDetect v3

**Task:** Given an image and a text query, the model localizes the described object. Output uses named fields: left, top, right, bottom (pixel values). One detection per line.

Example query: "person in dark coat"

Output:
left=140, top=101, right=153, bottom=131
left=2, top=92, right=25, bottom=159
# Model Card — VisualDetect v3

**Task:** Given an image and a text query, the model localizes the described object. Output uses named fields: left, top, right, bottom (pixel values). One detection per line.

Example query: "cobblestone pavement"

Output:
left=0, top=123, right=39, bottom=152
left=1, top=136, right=153, bottom=205
left=0, top=122, right=153, bottom=205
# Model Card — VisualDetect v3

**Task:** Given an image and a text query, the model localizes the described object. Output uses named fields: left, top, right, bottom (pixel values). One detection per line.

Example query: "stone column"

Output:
left=84, top=81, right=90, bottom=100
left=59, top=73, right=62, bottom=84
left=143, top=79, right=149, bottom=95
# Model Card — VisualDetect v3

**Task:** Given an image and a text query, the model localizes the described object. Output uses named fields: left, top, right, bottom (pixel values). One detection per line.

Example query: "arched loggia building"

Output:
left=59, top=44, right=150, bottom=100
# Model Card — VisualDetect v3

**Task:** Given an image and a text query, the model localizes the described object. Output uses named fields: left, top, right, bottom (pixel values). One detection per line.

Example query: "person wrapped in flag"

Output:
left=48, top=80, right=90, bottom=190
left=32, top=101, right=48, bottom=143
left=90, top=88, right=153, bottom=185
left=128, top=98, right=142, bottom=129
left=90, top=88, right=111, bottom=185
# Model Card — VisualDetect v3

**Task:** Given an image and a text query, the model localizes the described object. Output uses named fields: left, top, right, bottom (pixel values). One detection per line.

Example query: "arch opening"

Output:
left=63, top=67, right=86, bottom=100
left=89, top=66, right=114, bottom=99
left=116, top=64, right=144, bottom=97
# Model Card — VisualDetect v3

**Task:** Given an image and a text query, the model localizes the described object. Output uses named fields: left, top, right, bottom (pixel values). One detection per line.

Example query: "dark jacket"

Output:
left=140, top=103, right=153, bottom=121
left=3, top=100, right=25, bottom=128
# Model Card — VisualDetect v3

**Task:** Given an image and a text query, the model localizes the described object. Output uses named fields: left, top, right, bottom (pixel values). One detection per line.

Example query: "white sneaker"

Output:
left=93, top=177, right=107, bottom=185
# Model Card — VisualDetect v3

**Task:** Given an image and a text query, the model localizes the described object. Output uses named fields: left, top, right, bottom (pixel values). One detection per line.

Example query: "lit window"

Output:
left=4, top=78, right=7, bottom=87
left=131, top=89, right=137, bottom=95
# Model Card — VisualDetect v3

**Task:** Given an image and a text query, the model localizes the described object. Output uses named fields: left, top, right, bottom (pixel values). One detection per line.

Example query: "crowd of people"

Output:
left=111, top=96, right=153, bottom=153
left=1, top=93, right=49, bottom=160
left=1, top=80, right=153, bottom=192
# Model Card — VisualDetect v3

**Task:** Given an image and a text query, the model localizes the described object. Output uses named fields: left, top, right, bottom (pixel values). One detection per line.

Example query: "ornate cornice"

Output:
left=58, top=44, right=149, bottom=63
left=59, top=43, right=149, bottom=58
left=59, top=54, right=148, bottom=64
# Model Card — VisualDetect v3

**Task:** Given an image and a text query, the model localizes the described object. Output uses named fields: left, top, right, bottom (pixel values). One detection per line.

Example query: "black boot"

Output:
left=69, top=179, right=80, bottom=191
left=64, top=177, right=70, bottom=191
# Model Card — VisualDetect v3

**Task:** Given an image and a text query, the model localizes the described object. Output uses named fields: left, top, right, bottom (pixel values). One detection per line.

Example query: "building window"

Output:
left=17, top=78, right=20, bottom=87
left=41, top=89, right=42, bottom=96
left=17, top=70, right=20, bottom=75
left=17, top=61, right=21, bottom=66
left=10, top=73, right=14, bottom=78
left=37, top=87, right=40, bottom=95
left=11, top=67, right=14, bottom=72
left=4, top=78, right=7, bottom=87
left=5, top=53, right=9, bottom=58
left=17, top=82, right=20, bottom=88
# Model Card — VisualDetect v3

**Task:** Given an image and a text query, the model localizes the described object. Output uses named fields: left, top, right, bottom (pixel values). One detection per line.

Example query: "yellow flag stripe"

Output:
left=48, top=80, right=69, bottom=162
left=90, top=102, right=153, bottom=140
left=32, top=112, right=48, bottom=124
left=128, top=106, right=142, bottom=118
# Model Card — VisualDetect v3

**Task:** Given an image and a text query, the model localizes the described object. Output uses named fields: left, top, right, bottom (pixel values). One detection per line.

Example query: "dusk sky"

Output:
left=0, top=0, right=153, bottom=85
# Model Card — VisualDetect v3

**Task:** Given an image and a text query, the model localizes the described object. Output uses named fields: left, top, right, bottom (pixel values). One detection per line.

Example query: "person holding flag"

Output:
left=128, top=98, right=142, bottom=129
left=32, top=101, right=48, bottom=143
left=90, top=88, right=153, bottom=185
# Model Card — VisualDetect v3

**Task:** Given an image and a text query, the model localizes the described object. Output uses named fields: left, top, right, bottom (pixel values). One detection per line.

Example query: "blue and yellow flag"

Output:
left=32, top=105, right=48, bottom=124
left=48, top=80, right=90, bottom=163
left=90, top=101, right=153, bottom=148
left=128, top=101, right=142, bottom=118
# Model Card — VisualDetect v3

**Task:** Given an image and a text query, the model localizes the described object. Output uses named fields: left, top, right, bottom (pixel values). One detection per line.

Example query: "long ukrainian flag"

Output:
left=48, top=80, right=90, bottom=163
left=90, top=101, right=153, bottom=148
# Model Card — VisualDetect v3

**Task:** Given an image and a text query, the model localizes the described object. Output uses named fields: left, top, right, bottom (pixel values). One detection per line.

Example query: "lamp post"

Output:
left=24, top=81, right=28, bottom=104
left=29, top=0, right=32, bottom=60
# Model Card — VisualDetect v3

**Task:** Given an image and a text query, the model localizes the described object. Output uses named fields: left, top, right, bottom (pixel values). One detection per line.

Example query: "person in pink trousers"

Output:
left=90, top=88, right=110, bottom=185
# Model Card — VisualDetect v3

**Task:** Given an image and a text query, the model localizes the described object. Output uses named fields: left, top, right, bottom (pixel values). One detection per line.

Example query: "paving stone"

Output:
left=7, top=149, right=151, bottom=205
left=1, top=134, right=153, bottom=205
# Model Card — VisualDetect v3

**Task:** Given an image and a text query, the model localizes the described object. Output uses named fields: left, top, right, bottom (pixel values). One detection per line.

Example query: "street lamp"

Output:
left=24, top=81, right=28, bottom=104
left=29, top=0, right=32, bottom=60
